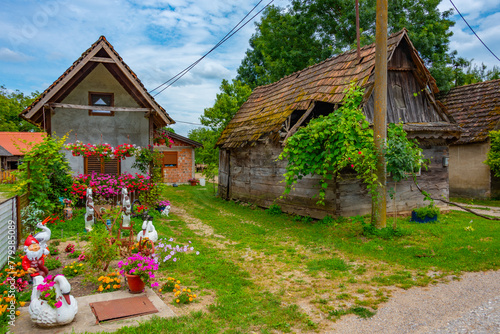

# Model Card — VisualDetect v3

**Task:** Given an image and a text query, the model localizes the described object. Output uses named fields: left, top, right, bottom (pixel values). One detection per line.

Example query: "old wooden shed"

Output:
left=439, top=79, right=500, bottom=198
left=216, top=29, right=460, bottom=218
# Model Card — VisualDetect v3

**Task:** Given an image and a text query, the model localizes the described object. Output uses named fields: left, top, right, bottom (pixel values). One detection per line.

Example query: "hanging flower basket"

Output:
left=64, top=141, right=139, bottom=160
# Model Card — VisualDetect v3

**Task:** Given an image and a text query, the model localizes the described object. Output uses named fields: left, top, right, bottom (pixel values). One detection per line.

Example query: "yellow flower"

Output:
left=187, top=289, right=191, bottom=293
left=116, top=279, right=120, bottom=283
left=16, top=262, right=21, bottom=266
left=98, top=276, right=104, bottom=281
left=189, top=298, right=193, bottom=302
left=105, top=285, right=110, bottom=290
left=177, top=280, right=180, bottom=284
left=182, top=288, right=186, bottom=292
left=19, top=302, right=25, bottom=307
left=79, top=264, right=83, bottom=266
left=74, top=270, right=77, bottom=273
left=176, top=299, right=180, bottom=303
left=193, top=294, right=197, bottom=298
left=159, top=289, right=162, bottom=292
left=173, top=289, right=176, bottom=292
left=98, top=286, right=103, bottom=292
left=70, top=266, right=74, bottom=269
left=15, top=310, right=20, bottom=316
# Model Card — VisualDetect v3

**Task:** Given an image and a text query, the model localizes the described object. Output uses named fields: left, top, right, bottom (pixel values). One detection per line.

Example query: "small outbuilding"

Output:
left=0, top=132, right=45, bottom=170
left=217, top=29, right=460, bottom=218
left=439, top=79, right=500, bottom=198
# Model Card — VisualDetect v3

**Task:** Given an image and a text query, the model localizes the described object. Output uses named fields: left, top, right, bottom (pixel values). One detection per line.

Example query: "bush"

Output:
left=266, top=204, right=283, bottom=216
left=85, top=224, right=119, bottom=271
left=45, top=256, right=62, bottom=270
left=413, top=205, right=440, bottom=219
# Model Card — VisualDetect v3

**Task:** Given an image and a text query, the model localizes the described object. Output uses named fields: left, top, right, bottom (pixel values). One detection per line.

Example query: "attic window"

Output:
left=89, top=92, right=114, bottom=116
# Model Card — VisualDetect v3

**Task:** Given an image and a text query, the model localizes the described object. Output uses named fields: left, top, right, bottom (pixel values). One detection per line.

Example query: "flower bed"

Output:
left=71, top=172, right=153, bottom=200
left=64, top=141, right=139, bottom=160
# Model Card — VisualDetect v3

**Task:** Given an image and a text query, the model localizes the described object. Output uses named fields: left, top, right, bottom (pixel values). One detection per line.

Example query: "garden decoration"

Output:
left=63, top=198, right=73, bottom=220
left=22, top=235, right=49, bottom=278
left=156, top=200, right=170, bottom=216
left=118, top=253, right=159, bottom=293
left=137, top=216, right=158, bottom=243
left=188, top=178, right=199, bottom=186
left=121, top=187, right=131, bottom=228
left=34, top=217, right=52, bottom=257
left=29, top=275, right=78, bottom=327
left=84, top=188, right=95, bottom=231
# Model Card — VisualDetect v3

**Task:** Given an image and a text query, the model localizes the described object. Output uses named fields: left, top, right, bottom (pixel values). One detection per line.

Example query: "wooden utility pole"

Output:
left=356, top=0, right=361, bottom=59
left=373, top=0, right=387, bottom=228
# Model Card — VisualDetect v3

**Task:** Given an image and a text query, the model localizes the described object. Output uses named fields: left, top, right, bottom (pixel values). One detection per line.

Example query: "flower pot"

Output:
left=189, top=181, right=198, bottom=186
left=125, top=273, right=145, bottom=293
left=410, top=211, right=438, bottom=223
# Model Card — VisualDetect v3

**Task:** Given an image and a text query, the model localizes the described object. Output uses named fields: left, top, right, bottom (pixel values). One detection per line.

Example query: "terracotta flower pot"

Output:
left=125, top=273, right=145, bottom=293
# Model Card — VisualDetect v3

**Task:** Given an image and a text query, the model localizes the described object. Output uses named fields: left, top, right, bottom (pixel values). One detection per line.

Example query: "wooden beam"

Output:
left=282, top=102, right=316, bottom=145
left=90, top=56, right=115, bottom=63
left=50, top=103, right=151, bottom=112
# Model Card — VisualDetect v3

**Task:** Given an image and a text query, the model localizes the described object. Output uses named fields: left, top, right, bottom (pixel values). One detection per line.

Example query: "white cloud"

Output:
left=0, top=48, right=32, bottom=62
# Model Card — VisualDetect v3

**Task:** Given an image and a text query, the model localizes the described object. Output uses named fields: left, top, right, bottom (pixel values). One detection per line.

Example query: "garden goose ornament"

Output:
left=29, top=275, right=78, bottom=327
left=137, top=215, right=158, bottom=243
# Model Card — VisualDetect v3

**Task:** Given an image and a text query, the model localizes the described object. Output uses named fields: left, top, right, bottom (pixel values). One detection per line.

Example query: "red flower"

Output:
left=358, top=151, right=362, bottom=155
left=351, top=164, right=354, bottom=168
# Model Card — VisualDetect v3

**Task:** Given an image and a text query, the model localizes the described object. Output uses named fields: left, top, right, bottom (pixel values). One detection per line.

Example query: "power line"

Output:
left=449, top=0, right=500, bottom=63
left=175, top=120, right=207, bottom=126
left=150, top=0, right=274, bottom=97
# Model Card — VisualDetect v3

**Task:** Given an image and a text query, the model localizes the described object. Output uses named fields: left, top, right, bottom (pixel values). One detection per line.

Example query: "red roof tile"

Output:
left=0, top=132, right=45, bottom=155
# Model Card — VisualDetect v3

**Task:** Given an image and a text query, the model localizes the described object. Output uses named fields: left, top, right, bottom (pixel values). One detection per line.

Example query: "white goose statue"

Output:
left=34, top=218, right=52, bottom=256
left=136, top=219, right=158, bottom=243
left=29, top=275, right=78, bottom=327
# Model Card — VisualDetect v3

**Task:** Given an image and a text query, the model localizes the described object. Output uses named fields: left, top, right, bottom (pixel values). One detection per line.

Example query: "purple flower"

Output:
left=173, top=258, right=177, bottom=262
left=151, top=282, right=159, bottom=287
left=196, top=251, right=200, bottom=255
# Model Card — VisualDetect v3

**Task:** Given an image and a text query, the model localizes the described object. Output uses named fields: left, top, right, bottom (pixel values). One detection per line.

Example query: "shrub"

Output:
left=413, top=205, right=440, bottom=219
left=85, top=224, right=119, bottom=271
left=266, top=204, right=282, bottom=216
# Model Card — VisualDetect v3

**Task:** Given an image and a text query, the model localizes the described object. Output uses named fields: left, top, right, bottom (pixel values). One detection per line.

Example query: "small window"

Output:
left=163, top=152, right=178, bottom=168
left=392, top=84, right=406, bottom=109
left=85, top=155, right=120, bottom=175
left=89, top=92, right=114, bottom=116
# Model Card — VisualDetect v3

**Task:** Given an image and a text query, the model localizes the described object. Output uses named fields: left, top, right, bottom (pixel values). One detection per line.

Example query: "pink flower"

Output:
left=55, top=301, right=62, bottom=308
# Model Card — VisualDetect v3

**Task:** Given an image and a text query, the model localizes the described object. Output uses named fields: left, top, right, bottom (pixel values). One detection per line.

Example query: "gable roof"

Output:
left=0, top=145, right=12, bottom=157
left=438, top=79, right=500, bottom=145
left=20, top=36, right=174, bottom=128
left=217, top=29, right=441, bottom=149
left=0, top=132, right=45, bottom=156
left=167, top=132, right=203, bottom=148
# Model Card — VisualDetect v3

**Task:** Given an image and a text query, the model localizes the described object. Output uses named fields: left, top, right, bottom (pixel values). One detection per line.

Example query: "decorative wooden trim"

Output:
left=90, top=56, right=115, bottom=63
left=88, top=92, right=115, bottom=116
left=50, top=102, right=150, bottom=112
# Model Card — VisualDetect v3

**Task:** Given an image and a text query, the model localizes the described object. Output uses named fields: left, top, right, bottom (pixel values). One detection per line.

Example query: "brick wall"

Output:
left=157, top=136, right=195, bottom=184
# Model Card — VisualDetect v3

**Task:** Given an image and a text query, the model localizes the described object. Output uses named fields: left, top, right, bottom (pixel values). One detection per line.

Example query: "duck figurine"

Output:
left=34, top=217, right=52, bottom=256
left=136, top=217, right=158, bottom=243
left=29, top=275, right=78, bottom=327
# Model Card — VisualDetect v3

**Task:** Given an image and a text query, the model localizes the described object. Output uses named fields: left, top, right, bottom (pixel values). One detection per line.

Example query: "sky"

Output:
left=0, top=0, right=499, bottom=137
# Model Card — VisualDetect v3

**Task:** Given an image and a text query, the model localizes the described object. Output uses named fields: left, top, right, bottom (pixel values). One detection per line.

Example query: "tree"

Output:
left=237, top=0, right=456, bottom=91
left=0, top=85, right=40, bottom=132
left=190, top=79, right=252, bottom=178
left=236, top=5, right=329, bottom=89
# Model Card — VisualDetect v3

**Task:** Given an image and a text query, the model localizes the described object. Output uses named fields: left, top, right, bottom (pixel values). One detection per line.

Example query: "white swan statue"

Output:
left=136, top=220, right=158, bottom=243
left=84, top=188, right=95, bottom=231
left=29, top=275, right=78, bottom=327
left=121, top=187, right=131, bottom=227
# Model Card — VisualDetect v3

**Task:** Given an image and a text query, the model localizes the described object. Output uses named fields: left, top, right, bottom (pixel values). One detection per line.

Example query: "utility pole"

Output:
left=356, top=0, right=360, bottom=59
left=373, top=0, right=387, bottom=228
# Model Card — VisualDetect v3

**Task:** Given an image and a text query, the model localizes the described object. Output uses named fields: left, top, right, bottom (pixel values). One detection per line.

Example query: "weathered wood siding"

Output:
left=364, top=45, right=441, bottom=123
left=219, top=140, right=449, bottom=218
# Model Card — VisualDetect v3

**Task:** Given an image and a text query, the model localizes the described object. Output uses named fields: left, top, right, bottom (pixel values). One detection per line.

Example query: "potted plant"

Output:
left=156, top=200, right=171, bottom=213
left=117, top=253, right=159, bottom=293
left=188, top=178, right=199, bottom=186
left=153, top=129, right=174, bottom=147
left=411, top=204, right=440, bottom=223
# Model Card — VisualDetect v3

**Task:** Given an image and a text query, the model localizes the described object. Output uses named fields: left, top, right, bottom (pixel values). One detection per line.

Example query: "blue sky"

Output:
left=1, top=0, right=499, bottom=136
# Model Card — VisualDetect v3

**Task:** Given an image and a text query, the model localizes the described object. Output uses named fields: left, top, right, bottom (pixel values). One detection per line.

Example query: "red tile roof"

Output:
left=439, top=79, right=500, bottom=144
left=0, top=132, right=45, bottom=155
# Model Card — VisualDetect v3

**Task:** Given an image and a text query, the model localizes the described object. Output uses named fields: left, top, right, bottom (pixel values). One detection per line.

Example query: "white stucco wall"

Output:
left=51, top=63, right=149, bottom=175
left=449, top=142, right=491, bottom=198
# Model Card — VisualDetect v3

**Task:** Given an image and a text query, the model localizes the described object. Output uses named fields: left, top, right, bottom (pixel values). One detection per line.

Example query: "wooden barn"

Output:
left=439, top=79, right=500, bottom=198
left=216, top=29, right=461, bottom=218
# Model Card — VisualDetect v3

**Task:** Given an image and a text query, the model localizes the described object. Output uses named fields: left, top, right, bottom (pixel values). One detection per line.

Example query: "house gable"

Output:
left=20, top=36, right=174, bottom=130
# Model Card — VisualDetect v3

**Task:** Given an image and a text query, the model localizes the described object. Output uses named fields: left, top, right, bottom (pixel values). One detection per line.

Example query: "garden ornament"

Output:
left=29, top=275, right=78, bottom=327
left=84, top=188, right=95, bottom=231
left=161, top=205, right=170, bottom=217
left=137, top=217, right=158, bottom=243
left=34, top=217, right=52, bottom=256
left=22, top=235, right=49, bottom=278
left=121, top=187, right=131, bottom=227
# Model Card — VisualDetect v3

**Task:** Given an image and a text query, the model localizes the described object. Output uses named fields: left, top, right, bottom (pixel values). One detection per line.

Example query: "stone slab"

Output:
left=9, top=287, right=176, bottom=333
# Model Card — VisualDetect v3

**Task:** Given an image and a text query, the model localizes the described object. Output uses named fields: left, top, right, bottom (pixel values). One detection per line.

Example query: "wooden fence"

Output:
left=0, top=170, right=16, bottom=184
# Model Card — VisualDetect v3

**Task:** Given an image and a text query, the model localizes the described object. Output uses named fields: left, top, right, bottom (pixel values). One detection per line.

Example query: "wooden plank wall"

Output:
left=218, top=149, right=230, bottom=199
left=222, top=140, right=449, bottom=219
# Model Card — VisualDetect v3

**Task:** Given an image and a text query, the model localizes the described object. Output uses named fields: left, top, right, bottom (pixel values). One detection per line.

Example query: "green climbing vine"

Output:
left=484, top=130, right=500, bottom=177
left=279, top=82, right=426, bottom=210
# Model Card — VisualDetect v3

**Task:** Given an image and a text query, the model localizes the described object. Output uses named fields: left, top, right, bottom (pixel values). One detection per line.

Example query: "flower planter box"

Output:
left=410, top=211, right=438, bottom=223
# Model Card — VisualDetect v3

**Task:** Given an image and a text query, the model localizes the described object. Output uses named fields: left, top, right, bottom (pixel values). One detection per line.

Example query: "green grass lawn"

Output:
left=450, top=196, right=500, bottom=208
left=107, top=184, right=499, bottom=333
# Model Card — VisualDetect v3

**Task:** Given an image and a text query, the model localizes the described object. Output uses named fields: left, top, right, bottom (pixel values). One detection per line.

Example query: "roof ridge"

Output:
left=254, top=29, right=406, bottom=92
